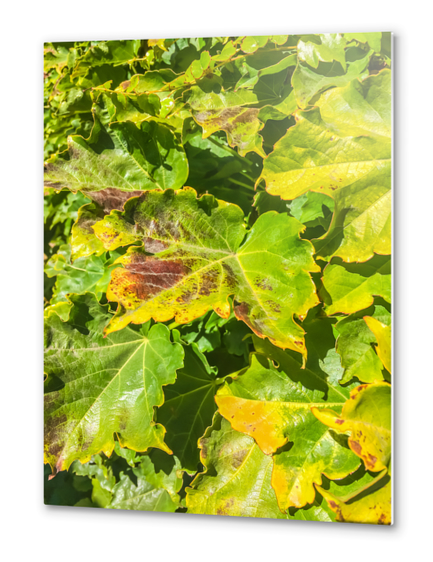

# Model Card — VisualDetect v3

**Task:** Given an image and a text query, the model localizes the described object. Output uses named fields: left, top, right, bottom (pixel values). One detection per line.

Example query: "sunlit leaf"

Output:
left=99, top=188, right=320, bottom=357
left=44, top=294, right=184, bottom=474
left=312, top=382, right=391, bottom=471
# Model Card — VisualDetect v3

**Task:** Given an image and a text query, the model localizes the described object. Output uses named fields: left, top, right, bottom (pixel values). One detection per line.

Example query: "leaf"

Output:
left=186, top=415, right=288, bottom=518
left=100, top=188, right=320, bottom=357
left=335, top=305, right=391, bottom=384
left=44, top=121, right=188, bottom=193
left=45, top=244, right=118, bottom=304
left=344, top=33, right=382, bottom=53
left=109, top=453, right=182, bottom=512
left=235, top=52, right=296, bottom=90
left=186, top=87, right=265, bottom=157
left=363, top=316, right=391, bottom=373
left=312, top=382, right=391, bottom=472
left=215, top=353, right=360, bottom=509
left=297, top=34, right=347, bottom=70
left=157, top=342, right=221, bottom=472
left=288, top=191, right=334, bottom=229
left=260, top=94, right=390, bottom=201
left=70, top=40, right=141, bottom=80
left=317, top=471, right=391, bottom=524
left=70, top=203, right=107, bottom=259
left=323, top=259, right=391, bottom=315
left=292, top=49, right=372, bottom=109
left=44, top=44, right=70, bottom=72
left=261, top=70, right=391, bottom=263
left=71, top=188, right=146, bottom=260
left=216, top=354, right=349, bottom=455
left=44, top=293, right=184, bottom=474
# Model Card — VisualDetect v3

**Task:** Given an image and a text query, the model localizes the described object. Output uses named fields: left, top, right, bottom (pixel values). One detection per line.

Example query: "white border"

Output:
left=1, top=1, right=432, bottom=560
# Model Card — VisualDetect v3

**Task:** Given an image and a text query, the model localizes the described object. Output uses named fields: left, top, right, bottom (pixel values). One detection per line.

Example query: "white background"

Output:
left=1, top=1, right=431, bottom=560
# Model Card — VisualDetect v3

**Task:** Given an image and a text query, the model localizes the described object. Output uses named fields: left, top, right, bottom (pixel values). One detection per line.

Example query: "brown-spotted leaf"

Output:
left=312, top=382, right=391, bottom=471
left=215, top=353, right=360, bottom=510
left=100, top=188, right=319, bottom=357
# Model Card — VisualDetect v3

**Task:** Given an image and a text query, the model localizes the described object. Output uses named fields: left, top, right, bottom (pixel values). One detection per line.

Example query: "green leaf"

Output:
left=335, top=305, right=391, bottom=384
left=297, top=34, right=347, bottom=70
left=335, top=306, right=391, bottom=384
left=157, top=342, right=221, bottom=472
left=70, top=203, right=107, bottom=259
left=109, top=453, right=182, bottom=512
left=186, top=415, right=288, bottom=518
left=71, top=40, right=142, bottom=80
left=292, top=49, right=372, bottom=109
left=344, top=33, right=382, bottom=53
left=216, top=353, right=360, bottom=509
left=44, top=121, right=188, bottom=193
left=45, top=244, right=118, bottom=304
left=44, top=293, right=184, bottom=474
left=99, top=188, right=320, bottom=357
left=323, top=258, right=391, bottom=315
left=312, top=382, right=391, bottom=472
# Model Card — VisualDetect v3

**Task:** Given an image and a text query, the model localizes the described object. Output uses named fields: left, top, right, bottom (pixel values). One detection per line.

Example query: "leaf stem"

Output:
left=229, top=177, right=254, bottom=190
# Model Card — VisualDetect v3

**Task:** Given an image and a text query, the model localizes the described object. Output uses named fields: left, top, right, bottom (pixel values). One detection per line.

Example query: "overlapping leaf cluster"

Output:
left=44, top=33, right=392, bottom=524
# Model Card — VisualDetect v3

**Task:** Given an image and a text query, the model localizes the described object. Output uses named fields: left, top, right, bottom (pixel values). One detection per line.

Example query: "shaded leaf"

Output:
left=44, top=121, right=188, bottom=193
left=109, top=453, right=182, bottom=512
left=157, top=342, right=221, bottom=472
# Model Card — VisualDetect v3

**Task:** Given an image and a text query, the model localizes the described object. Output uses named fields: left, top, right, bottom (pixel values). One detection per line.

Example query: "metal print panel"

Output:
left=44, top=33, right=392, bottom=524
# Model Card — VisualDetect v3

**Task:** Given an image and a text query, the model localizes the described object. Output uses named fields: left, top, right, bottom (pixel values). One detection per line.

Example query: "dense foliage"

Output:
left=44, top=33, right=391, bottom=524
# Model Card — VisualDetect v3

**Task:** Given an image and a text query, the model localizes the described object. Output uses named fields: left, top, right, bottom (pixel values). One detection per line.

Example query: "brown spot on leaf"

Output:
left=350, top=440, right=363, bottom=456
left=256, top=278, right=273, bottom=291
left=234, top=302, right=250, bottom=324
left=87, top=188, right=144, bottom=213
left=232, top=449, right=248, bottom=468
left=367, top=453, right=378, bottom=467
left=143, top=238, right=168, bottom=254
left=118, top=255, right=188, bottom=301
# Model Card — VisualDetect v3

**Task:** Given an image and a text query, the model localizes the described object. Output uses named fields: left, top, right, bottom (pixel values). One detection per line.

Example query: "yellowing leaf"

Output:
left=364, top=316, right=391, bottom=373
left=100, top=188, right=320, bottom=357
left=312, top=382, right=391, bottom=472
left=186, top=415, right=289, bottom=519
left=261, top=71, right=391, bottom=263
left=317, top=472, right=391, bottom=524
left=335, top=305, right=391, bottom=384
left=216, top=352, right=360, bottom=509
